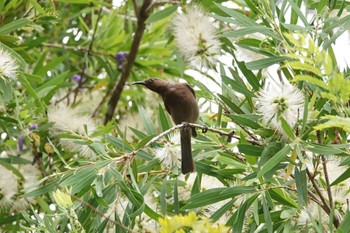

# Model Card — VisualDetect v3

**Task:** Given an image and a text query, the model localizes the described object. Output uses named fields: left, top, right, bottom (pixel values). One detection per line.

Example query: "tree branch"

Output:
left=306, top=167, right=339, bottom=228
left=104, top=0, right=153, bottom=124
left=115, top=122, right=261, bottom=164
left=316, top=130, right=334, bottom=209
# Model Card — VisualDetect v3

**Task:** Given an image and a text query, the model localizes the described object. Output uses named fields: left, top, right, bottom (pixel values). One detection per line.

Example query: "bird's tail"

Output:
left=180, top=127, right=195, bottom=174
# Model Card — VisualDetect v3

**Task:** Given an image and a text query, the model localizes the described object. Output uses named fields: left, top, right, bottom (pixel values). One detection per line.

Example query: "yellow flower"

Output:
left=158, top=212, right=229, bottom=233
left=53, top=189, right=73, bottom=209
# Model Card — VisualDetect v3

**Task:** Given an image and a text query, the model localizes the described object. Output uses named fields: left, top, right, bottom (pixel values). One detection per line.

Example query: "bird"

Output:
left=133, top=78, right=199, bottom=174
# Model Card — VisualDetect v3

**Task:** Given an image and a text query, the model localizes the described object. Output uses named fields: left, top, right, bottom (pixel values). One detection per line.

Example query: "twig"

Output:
left=115, top=122, right=261, bottom=164
left=306, top=167, right=339, bottom=228
left=71, top=194, right=136, bottom=233
left=36, top=163, right=135, bottom=232
left=317, top=130, right=334, bottom=209
left=104, top=0, right=153, bottom=124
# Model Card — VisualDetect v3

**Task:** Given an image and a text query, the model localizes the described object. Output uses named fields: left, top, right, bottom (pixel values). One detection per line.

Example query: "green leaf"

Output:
left=217, top=94, right=244, bottom=114
left=232, top=194, right=259, bottom=233
left=314, top=116, right=350, bottom=132
left=135, top=133, right=156, bottom=150
left=269, top=188, right=297, bottom=207
left=160, top=177, right=167, bottom=214
left=23, top=181, right=56, bottom=198
left=215, top=3, right=257, bottom=27
left=35, top=71, right=70, bottom=101
left=294, top=74, right=329, bottom=90
left=17, top=72, right=46, bottom=113
left=221, top=26, right=281, bottom=40
left=290, top=0, right=302, bottom=24
left=138, top=106, right=157, bottom=135
left=237, top=144, right=263, bottom=157
left=34, top=54, right=70, bottom=76
left=288, top=62, right=323, bottom=77
left=61, top=161, right=110, bottom=193
left=279, top=116, right=296, bottom=139
left=257, top=145, right=292, bottom=178
left=295, top=167, right=307, bottom=206
left=246, top=57, right=285, bottom=70
left=182, top=186, right=256, bottom=209
left=144, top=204, right=162, bottom=220
left=323, top=19, right=350, bottom=49
left=210, top=199, right=235, bottom=222
left=0, top=160, right=25, bottom=180
left=222, top=75, right=255, bottom=97
left=337, top=211, right=350, bottom=233
left=330, top=167, right=350, bottom=186
left=174, top=178, right=179, bottom=214
left=234, top=58, right=260, bottom=91
left=286, top=0, right=309, bottom=27
left=57, top=0, right=112, bottom=7
left=28, top=0, right=46, bottom=14
left=301, top=142, right=345, bottom=155
left=158, top=104, right=170, bottom=132
left=229, top=114, right=261, bottom=129
left=262, top=194, right=273, bottom=233
left=217, top=152, right=247, bottom=169
left=0, top=19, right=30, bottom=35
left=146, top=5, right=177, bottom=23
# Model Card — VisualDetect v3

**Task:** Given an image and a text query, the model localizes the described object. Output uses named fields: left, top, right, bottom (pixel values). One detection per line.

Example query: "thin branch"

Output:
left=316, top=130, right=334, bottom=209
left=306, top=168, right=329, bottom=212
left=35, top=162, right=135, bottom=232
left=71, top=194, right=136, bottom=233
left=115, top=122, right=261, bottom=164
left=148, top=0, right=180, bottom=10
left=306, top=167, right=339, bottom=228
left=104, top=0, right=153, bottom=124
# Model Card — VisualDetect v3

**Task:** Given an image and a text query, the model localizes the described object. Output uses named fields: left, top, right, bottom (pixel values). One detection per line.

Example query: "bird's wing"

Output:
left=162, top=95, right=171, bottom=114
left=184, top=83, right=196, bottom=98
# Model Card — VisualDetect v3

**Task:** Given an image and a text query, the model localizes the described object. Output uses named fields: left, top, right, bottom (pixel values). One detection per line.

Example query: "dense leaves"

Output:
left=1, top=0, right=350, bottom=232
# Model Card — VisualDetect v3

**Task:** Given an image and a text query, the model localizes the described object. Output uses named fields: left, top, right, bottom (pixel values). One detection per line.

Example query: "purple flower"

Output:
left=115, top=52, right=127, bottom=71
left=71, top=74, right=85, bottom=84
left=29, top=124, right=39, bottom=130
left=18, top=135, right=25, bottom=151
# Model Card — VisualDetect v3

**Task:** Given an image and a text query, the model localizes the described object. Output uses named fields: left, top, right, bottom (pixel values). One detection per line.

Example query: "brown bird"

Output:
left=133, top=78, right=199, bottom=174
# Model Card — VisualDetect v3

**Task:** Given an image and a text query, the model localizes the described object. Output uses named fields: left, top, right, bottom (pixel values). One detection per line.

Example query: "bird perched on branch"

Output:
left=133, top=78, right=199, bottom=174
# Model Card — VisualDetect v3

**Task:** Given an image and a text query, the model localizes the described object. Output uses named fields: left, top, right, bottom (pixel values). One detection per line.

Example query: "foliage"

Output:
left=1, top=0, right=350, bottom=232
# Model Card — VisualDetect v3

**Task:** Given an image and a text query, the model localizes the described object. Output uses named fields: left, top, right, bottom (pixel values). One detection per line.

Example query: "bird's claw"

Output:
left=227, top=130, right=235, bottom=142
left=202, top=125, right=208, bottom=133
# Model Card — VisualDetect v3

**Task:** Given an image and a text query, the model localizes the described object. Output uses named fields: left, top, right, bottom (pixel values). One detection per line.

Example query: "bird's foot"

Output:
left=181, top=121, right=190, bottom=129
left=227, top=130, right=235, bottom=142
left=202, top=125, right=208, bottom=133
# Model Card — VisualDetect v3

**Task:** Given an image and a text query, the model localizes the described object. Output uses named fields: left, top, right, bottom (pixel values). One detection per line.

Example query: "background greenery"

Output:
left=1, top=0, right=350, bottom=232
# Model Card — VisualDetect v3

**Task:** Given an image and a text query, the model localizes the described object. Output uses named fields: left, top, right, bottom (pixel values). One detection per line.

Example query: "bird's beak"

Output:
left=132, top=81, right=146, bottom=85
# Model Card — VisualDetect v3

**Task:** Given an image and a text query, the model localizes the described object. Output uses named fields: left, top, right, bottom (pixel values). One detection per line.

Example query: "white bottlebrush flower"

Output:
left=0, top=152, right=39, bottom=212
left=48, top=105, right=97, bottom=158
left=172, top=5, right=221, bottom=68
left=155, top=133, right=181, bottom=170
left=256, top=80, right=305, bottom=136
left=297, top=202, right=329, bottom=231
left=0, top=165, right=18, bottom=211
left=0, top=49, right=19, bottom=80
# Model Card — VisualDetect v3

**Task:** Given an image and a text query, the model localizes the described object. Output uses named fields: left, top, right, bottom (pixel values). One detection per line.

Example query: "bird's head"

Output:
left=132, top=78, right=169, bottom=94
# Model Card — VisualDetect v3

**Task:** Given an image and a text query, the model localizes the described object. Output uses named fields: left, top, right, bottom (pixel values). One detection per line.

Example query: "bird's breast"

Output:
left=162, top=86, right=199, bottom=124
